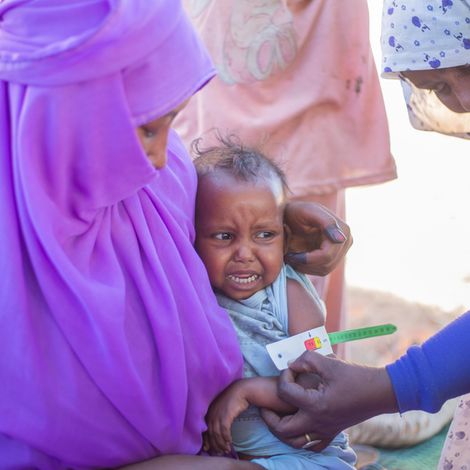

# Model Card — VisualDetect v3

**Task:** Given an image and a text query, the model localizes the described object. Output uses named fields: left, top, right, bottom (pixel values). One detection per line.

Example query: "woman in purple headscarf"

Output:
left=0, top=0, right=351, bottom=468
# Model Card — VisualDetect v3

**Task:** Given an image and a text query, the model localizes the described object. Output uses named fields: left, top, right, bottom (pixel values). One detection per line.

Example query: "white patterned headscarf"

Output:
left=380, top=0, right=470, bottom=137
left=381, top=0, right=470, bottom=77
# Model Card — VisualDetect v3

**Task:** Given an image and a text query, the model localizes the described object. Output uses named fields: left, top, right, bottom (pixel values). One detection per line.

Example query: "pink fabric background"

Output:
left=176, top=0, right=396, bottom=334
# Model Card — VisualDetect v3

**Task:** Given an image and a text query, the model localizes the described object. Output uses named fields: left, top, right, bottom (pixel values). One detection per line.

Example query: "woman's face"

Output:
left=401, top=65, right=470, bottom=114
left=136, top=99, right=189, bottom=168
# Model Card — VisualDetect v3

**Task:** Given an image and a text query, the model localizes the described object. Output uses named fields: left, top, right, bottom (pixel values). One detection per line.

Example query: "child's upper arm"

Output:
left=286, top=278, right=325, bottom=336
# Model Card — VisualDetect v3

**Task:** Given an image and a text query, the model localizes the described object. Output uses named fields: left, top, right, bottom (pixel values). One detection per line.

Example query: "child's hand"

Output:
left=203, top=379, right=250, bottom=455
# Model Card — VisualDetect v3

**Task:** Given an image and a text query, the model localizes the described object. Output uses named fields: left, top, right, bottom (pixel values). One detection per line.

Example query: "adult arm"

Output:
left=284, top=201, right=352, bottom=276
left=261, top=354, right=397, bottom=450
left=262, top=311, right=470, bottom=450
left=388, top=310, right=470, bottom=413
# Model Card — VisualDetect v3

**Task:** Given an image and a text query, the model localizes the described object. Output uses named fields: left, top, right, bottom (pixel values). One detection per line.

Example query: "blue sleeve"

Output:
left=386, top=311, right=470, bottom=413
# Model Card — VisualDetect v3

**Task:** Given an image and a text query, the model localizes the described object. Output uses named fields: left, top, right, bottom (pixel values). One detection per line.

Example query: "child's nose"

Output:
left=234, top=243, right=254, bottom=262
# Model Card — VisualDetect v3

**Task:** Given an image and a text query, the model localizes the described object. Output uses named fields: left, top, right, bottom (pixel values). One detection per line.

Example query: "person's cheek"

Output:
left=206, top=259, right=220, bottom=287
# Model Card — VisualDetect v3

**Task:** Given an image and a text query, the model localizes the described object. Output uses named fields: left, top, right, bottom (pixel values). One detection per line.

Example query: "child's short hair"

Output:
left=192, top=133, right=289, bottom=195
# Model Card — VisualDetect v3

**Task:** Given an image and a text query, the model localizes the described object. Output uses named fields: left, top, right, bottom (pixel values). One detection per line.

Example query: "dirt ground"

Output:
left=346, top=286, right=463, bottom=366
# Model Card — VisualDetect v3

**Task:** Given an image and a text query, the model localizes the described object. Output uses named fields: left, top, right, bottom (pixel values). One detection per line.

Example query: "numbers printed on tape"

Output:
left=266, top=326, right=333, bottom=370
left=328, top=324, right=397, bottom=345
left=304, top=337, right=322, bottom=351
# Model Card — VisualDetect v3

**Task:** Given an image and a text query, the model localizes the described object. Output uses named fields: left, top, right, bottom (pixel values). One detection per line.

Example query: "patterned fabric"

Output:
left=0, top=1, right=242, bottom=468
left=216, top=265, right=356, bottom=469
left=438, top=394, right=470, bottom=470
left=381, top=0, right=470, bottom=77
left=380, top=0, right=470, bottom=137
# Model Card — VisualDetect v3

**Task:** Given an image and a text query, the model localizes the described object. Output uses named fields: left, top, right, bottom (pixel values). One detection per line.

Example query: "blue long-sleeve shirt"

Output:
left=386, top=310, right=470, bottom=413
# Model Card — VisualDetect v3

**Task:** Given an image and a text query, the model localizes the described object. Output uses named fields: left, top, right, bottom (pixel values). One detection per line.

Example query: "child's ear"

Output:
left=283, top=223, right=292, bottom=255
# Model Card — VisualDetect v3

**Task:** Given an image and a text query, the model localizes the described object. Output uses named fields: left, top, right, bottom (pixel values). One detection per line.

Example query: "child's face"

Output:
left=135, top=99, right=189, bottom=168
left=195, top=173, right=285, bottom=300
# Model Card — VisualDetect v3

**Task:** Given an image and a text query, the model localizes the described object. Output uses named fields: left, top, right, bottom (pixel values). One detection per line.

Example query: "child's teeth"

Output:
left=228, top=274, right=258, bottom=284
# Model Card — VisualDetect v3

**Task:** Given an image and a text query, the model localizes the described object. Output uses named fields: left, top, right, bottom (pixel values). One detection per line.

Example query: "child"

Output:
left=194, top=135, right=356, bottom=470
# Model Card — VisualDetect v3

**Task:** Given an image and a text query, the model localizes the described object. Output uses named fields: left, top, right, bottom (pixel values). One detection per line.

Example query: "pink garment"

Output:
left=175, top=0, right=396, bottom=197
left=175, top=0, right=396, bottom=338
left=0, top=0, right=242, bottom=468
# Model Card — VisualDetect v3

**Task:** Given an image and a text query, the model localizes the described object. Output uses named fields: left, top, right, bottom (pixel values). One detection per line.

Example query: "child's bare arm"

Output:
left=205, top=374, right=321, bottom=454
left=286, top=278, right=325, bottom=335
left=204, top=376, right=297, bottom=454
left=235, top=376, right=297, bottom=412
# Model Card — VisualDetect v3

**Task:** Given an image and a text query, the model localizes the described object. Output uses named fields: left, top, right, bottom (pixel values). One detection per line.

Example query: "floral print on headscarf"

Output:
left=380, top=0, right=470, bottom=138
left=380, top=0, right=470, bottom=77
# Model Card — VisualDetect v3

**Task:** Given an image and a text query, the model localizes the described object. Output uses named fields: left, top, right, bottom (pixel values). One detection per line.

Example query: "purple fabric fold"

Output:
left=0, top=0, right=242, bottom=467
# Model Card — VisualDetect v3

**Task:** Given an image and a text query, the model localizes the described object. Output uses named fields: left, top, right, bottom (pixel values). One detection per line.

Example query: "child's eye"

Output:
left=256, top=231, right=274, bottom=240
left=213, top=232, right=233, bottom=241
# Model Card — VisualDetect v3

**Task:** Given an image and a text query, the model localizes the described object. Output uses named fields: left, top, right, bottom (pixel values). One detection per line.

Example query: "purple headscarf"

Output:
left=0, top=0, right=242, bottom=468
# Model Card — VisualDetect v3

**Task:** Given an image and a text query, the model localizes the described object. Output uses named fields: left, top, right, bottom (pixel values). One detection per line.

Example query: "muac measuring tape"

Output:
left=328, top=323, right=397, bottom=345
left=266, top=323, right=397, bottom=370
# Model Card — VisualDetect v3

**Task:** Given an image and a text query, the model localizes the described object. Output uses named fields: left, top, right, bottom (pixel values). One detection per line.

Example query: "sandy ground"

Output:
left=346, top=286, right=462, bottom=366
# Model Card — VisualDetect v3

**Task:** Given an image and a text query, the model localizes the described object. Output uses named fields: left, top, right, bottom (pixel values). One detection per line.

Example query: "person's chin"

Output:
left=222, top=280, right=262, bottom=301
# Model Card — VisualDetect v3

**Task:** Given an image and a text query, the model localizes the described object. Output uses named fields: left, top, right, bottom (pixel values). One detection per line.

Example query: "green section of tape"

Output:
left=328, top=323, right=397, bottom=345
